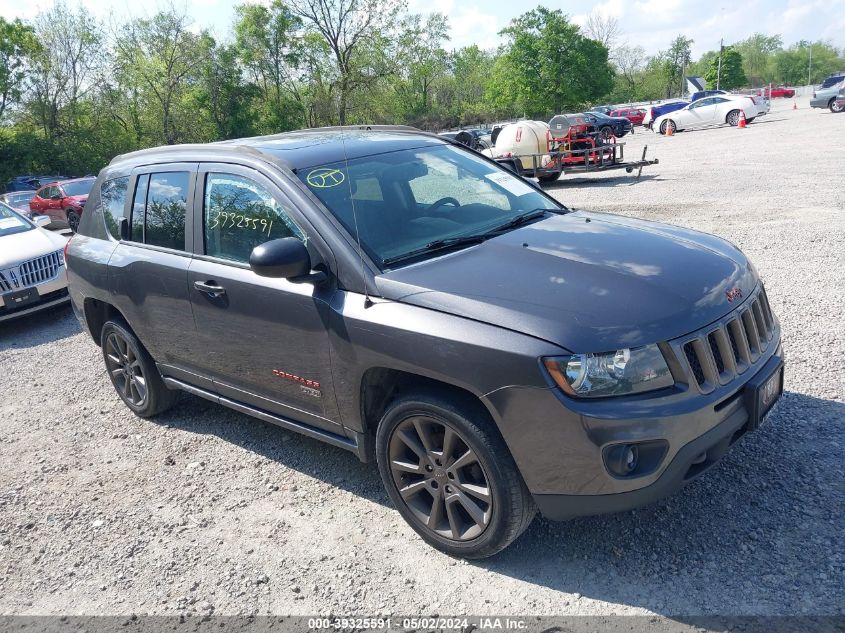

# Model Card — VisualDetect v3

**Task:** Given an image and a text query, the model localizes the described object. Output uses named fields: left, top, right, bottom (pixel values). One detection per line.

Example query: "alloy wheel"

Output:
left=387, top=416, right=493, bottom=541
left=104, top=332, right=148, bottom=407
left=727, top=111, right=740, bottom=126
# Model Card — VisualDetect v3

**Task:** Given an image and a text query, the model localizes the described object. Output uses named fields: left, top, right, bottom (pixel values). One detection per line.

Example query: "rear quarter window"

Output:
left=101, top=176, right=129, bottom=239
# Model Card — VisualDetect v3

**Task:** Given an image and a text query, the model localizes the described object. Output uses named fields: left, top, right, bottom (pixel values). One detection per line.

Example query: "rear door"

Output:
left=185, top=163, right=342, bottom=434
left=108, top=164, right=204, bottom=385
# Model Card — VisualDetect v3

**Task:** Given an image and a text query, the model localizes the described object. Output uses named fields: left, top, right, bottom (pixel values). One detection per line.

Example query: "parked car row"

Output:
left=0, top=176, right=95, bottom=232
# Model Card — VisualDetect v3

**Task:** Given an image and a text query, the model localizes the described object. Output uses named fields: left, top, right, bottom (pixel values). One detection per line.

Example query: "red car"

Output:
left=759, top=86, right=795, bottom=98
left=609, top=107, right=646, bottom=125
left=29, top=177, right=95, bottom=232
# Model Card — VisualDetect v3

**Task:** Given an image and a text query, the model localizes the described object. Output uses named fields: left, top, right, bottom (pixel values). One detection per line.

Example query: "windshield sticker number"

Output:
left=208, top=211, right=273, bottom=236
left=484, top=172, right=536, bottom=197
left=306, top=168, right=345, bottom=189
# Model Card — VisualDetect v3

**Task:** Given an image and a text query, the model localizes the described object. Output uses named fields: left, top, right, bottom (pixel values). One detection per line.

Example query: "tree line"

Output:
left=0, top=0, right=843, bottom=185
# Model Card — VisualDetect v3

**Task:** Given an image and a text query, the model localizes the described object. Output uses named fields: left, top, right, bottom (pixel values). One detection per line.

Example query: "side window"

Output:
left=145, top=172, right=189, bottom=250
left=203, top=173, right=304, bottom=264
left=101, top=176, right=129, bottom=240
left=131, top=174, right=149, bottom=242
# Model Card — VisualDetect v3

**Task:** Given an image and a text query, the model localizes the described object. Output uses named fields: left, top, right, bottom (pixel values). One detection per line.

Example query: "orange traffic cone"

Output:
left=737, top=110, right=747, bottom=128
left=665, top=120, right=674, bottom=136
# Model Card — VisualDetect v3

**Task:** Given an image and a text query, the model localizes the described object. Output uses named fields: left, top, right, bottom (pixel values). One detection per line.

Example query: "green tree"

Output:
left=705, top=46, right=747, bottom=90
left=0, top=18, right=40, bottom=121
left=735, top=33, right=782, bottom=86
left=495, top=7, right=614, bottom=117
left=290, top=0, right=404, bottom=125
left=666, top=35, right=693, bottom=98
left=395, top=13, right=450, bottom=117
left=113, top=9, right=213, bottom=145
left=233, top=0, right=305, bottom=132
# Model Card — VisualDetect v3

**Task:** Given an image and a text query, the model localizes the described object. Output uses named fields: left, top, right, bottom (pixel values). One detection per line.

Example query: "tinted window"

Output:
left=101, top=176, right=129, bottom=240
left=821, top=76, right=844, bottom=88
left=204, top=173, right=304, bottom=263
left=145, top=173, right=189, bottom=250
left=131, top=175, right=148, bottom=242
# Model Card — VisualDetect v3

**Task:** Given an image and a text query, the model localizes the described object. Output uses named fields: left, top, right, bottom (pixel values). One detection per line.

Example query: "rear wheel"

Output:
left=101, top=320, right=179, bottom=417
left=376, top=391, right=535, bottom=558
left=746, top=117, right=756, bottom=123
left=831, top=99, right=844, bottom=113
left=726, top=110, right=741, bottom=126
left=66, top=209, right=80, bottom=233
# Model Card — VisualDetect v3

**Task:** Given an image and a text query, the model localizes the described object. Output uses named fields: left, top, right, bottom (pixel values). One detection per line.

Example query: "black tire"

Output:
left=101, top=320, right=179, bottom=417
left=375, top=390, right=535, bottom=559
left=726, top=109, right=741, bottom=126
left=831, top=99, right=845, bottom=113
left=659, top=119, right=675, bottom=135
left=538, top=172, right=561, bottom=183
left=746, top=117, right=756, bottom=123
left=66, top=209, right=80, bottom=233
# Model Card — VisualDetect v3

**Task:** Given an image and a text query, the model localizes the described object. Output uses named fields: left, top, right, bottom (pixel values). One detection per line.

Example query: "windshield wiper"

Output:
left=381, top=209, right=559, bottom=267
left=382, top=234, right=489, bottom=266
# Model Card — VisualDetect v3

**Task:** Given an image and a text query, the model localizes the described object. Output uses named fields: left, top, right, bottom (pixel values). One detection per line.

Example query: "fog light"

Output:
left=606, top=444, right=639, bottom=476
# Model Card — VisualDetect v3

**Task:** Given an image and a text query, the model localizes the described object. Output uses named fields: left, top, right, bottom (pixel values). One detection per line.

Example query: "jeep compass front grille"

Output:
left=677, top=286, right=776, bottom=392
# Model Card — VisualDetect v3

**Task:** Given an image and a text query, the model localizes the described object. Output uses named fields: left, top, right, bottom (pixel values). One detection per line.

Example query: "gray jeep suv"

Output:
left=66, top=126, right=784, bottom=558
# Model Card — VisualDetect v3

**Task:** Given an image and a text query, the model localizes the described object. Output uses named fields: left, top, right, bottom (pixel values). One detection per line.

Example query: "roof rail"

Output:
left=109, top=143, right=266, bottom=166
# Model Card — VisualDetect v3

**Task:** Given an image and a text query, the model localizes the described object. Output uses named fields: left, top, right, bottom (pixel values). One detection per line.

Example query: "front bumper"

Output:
left=533, top=353, right=783, bottom=519
left=0, top=276, right=69, bottom=323
left=485, top=325, right=783, bottom=520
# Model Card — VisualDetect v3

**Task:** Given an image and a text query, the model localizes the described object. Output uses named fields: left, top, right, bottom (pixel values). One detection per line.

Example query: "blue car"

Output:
left=644, top=101, right=689, bottom=130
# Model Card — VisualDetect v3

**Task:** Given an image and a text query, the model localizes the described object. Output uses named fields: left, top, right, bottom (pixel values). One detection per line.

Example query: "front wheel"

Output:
left=831, top=99, right=845, bottom=113
left=66, top=209, right=80, bottom=233
left=659, top=119, right=676, bottom=135
left=101, top=320, right=179, bottom=417
left=375, top=391, right=536, bottom=558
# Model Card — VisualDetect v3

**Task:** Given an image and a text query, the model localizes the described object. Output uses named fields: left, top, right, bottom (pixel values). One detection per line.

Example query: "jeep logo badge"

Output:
left=725, top=287, right=743, bottom=302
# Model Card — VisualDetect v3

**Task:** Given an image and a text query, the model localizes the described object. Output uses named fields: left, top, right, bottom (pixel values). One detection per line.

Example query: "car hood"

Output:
left=375, top=211, right=758, bottom=352
left=0, top=228, right=68, bottom=268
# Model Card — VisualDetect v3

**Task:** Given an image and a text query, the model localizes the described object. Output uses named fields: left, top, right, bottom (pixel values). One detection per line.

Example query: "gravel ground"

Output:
left=1, top=98, right=843, bottom=618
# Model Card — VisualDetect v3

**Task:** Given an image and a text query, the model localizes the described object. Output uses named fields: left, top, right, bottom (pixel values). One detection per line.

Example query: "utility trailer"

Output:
left=487, top=115, right=658, bottom=183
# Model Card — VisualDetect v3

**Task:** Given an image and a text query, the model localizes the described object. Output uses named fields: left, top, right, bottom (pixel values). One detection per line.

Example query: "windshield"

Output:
left=62, top=179, right=94, bottom=197
left=299, top=144, right=562, bottom=268
left=0, top=202, right=34, bottom=237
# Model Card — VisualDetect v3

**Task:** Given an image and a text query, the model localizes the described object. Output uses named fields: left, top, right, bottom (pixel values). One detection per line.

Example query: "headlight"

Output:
left=543, top=344, right=674, bottom=398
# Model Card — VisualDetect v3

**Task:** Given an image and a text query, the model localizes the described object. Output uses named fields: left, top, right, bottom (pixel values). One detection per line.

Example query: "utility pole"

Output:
left=717, top=39, right=723, bottom=90
left=808, top=45, right=812, bottom=86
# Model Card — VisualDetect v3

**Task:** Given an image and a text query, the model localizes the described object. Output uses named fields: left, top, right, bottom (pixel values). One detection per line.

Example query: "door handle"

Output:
left=194, top=280, right=226, bottom=297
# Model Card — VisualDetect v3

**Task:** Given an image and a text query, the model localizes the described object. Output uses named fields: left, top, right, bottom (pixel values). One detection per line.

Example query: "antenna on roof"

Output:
left=337, top=118, right=374, bottom=309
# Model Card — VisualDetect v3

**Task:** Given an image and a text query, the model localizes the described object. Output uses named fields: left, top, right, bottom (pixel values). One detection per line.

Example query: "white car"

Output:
left=0, top=202, right=69, bottom=323
left=654, top=94, right=759, bottom=134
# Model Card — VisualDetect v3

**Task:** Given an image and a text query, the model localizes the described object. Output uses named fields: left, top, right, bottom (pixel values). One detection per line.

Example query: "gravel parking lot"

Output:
left=1, top=98, right=843, bottom=618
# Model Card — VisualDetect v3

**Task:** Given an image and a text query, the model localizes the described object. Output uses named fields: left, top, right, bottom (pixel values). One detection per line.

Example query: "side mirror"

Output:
left=33, top=215, right=51, bottom=227
left=250, top=238, right=312, bottom=279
